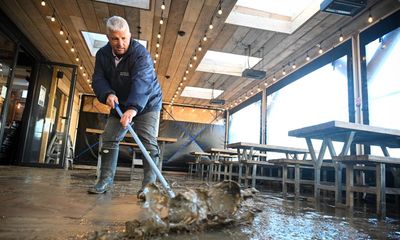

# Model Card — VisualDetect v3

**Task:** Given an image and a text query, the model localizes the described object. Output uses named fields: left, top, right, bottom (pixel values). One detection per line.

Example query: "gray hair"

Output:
left=106, top=16, right=130, bottom=34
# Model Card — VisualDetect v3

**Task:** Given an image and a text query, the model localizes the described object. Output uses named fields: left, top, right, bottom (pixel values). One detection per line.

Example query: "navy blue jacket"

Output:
left=92, top=39, right=162, bottom=115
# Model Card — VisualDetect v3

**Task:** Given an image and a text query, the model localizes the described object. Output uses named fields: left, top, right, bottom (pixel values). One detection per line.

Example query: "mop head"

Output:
left=125, top=180, right=260, bottom=239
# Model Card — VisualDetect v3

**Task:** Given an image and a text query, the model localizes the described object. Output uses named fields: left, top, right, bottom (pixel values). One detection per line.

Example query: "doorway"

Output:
left=0, top=32, right=33, bottom=165
left=20, top=63, right=78, bottom=168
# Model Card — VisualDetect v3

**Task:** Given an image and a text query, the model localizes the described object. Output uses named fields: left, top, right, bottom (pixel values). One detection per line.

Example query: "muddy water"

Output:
left=90, top=173, right=400, bottom=240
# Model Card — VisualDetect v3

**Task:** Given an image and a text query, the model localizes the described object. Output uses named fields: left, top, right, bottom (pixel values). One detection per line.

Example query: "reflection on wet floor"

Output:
left=0, top=166, right=399, bottom=240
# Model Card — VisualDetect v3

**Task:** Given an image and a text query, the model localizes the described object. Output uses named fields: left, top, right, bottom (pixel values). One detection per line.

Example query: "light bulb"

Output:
left=41, top=0, right=46, bottom=6
left=368, top=14, right=373, bottom=23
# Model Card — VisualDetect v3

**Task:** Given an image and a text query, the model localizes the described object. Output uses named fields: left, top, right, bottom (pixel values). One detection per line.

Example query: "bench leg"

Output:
left=345, top=164, right=354, bottom=208
left=376, top=163, right=386, bottom=218
left=282, top=165, right=287, bottom=196
left=295, top=164, right=300, bottom=197
left=335, top=162, right=343, bottom=205
left=130, top=150, right=136, bottom=181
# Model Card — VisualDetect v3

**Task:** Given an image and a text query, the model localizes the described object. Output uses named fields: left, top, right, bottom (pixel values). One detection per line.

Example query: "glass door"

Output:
left=0, top=30, right=18, bottom=164
left=21, top=62, right=77, bottom=169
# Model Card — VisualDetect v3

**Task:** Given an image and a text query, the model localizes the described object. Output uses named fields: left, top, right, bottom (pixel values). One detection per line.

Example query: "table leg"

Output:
left=96, top=136, right=102, bottom=179
left=251, top=164, right=257, bottom=188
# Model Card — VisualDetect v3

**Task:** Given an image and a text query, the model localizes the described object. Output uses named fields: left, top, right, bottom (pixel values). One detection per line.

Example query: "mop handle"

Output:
left=114, top=103, right=175, bottom=198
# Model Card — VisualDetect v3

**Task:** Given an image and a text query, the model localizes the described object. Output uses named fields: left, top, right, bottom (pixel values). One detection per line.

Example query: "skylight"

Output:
left=196, top=50, right=262, bottom=76
left=226, top=0, right=323, bottom=34
left=95, top=0, right=150, bottom=10
left=81, top=31, right=147, bottom=57
left=181, top=86, right=224, bottom=100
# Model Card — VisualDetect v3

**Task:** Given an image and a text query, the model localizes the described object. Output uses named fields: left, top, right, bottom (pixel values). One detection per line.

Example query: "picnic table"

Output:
left=289, top=120, right=400, bottom=217
left=227, top=142, right=309, bottom=188
left=86, top=128, right=177, bottom=178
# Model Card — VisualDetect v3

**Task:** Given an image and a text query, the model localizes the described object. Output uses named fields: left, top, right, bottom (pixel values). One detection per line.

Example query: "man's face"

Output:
left=107, top=29, right=131, bottom=55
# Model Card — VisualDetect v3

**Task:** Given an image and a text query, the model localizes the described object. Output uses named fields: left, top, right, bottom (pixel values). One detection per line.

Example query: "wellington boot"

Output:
left=88, top=147, right=119, bottom=194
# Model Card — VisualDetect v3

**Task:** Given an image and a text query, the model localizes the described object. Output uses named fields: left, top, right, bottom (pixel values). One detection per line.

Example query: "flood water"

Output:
left=0, top=166, right=399, bottom=240
left=148, top=174, right=400, bottom=240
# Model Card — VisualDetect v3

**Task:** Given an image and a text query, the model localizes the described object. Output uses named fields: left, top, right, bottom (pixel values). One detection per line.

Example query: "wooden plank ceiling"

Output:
left=0, top=0, right=399, bottom=109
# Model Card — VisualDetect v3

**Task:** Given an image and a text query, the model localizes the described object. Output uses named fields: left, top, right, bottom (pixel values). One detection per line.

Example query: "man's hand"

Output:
left=120, top=109, right=137, bottom=128
left=106, top=94, right=119, bottom=109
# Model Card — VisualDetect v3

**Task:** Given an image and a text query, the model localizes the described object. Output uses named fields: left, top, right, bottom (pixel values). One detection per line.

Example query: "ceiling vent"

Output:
left=320, top=0, right=367, bottom=16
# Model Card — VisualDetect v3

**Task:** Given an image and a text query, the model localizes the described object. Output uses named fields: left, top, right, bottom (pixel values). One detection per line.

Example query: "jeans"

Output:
left=101, top=110, right=160, bottom=187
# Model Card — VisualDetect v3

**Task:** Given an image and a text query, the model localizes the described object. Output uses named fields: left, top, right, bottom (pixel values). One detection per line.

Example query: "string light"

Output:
left=218, top=0, right=223, bottom=15
left=170, top=1, right=225, bottom=103
left=50, top=12, right=56, bottom=22
left=161, top=1, right=165, bottom=10
left=318, top=43, right=323, bottom=54
left=368, top=9, right=373, bottom=23
left=159, top=17, right=164, bottom=25
left=59, top=28, right=64, bottom=35
left=41, top=0, right=46, bottom=7
left=339, top=29, right=344, bottom=42
left=306, top=52, right=310, bottom=61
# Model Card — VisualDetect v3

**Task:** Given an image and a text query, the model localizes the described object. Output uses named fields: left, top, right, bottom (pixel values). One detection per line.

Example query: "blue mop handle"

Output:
left=114, top=103, right=175, bottom=198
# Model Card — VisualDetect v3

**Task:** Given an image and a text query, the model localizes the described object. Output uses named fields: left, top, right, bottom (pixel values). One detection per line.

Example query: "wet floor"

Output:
left=0, top=165, right=399, bottom=239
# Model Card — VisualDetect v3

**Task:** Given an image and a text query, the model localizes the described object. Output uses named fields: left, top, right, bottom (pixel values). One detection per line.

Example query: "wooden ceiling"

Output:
left=1, top=0, right=399, bottom=109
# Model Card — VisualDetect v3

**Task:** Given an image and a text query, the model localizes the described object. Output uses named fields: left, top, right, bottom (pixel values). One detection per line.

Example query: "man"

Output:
left=89, top=16, right=162, bottom=201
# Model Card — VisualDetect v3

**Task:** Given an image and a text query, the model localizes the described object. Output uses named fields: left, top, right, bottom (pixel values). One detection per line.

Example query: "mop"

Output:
left=114, top=103, right=175, bottom=198
left=112, top=103, right=254, bottom=238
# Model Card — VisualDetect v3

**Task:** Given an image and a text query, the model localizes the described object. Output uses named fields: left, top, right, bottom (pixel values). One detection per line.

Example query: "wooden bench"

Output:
left=189, top=152, right=211, bottom=179
left=269, top=158, right=335, bottom=197
left=333, top=154, right=400, bottom=217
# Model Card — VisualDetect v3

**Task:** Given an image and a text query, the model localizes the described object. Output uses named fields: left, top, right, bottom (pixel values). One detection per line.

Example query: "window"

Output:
left=229, top=99, right=261, bottom=144
left=267, top=55, right=349, bottom=157
left=364, top=26, right=400, bottom=156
